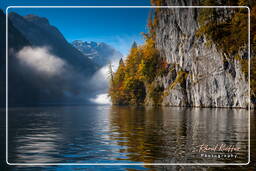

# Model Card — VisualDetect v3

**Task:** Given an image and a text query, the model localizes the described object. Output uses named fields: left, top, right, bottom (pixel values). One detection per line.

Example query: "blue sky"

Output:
left=2, top=0, right=151, bottom=55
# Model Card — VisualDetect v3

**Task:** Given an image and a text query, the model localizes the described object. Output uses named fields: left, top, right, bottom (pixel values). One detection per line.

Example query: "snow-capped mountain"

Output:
left=72, top=40, right=123, bottom=66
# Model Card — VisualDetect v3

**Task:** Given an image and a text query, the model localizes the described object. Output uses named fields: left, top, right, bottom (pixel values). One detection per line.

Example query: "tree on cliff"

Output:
left=198, top=0, right=256, bottom=104
left=109, top=37, right=163, bottom=105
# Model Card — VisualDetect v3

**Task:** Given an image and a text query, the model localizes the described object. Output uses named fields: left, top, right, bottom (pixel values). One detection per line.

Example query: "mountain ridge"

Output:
left=4, top=12, right=105, bottom=106
left=9, top=12, right=98, bottom=76
left=72, top=40, right=123, bottom=66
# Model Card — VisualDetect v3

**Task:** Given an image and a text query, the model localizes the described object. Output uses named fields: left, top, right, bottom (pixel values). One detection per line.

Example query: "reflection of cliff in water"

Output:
left=108, top=106, right=248, bottom=163
left=5, top=106, right=249, bottom=164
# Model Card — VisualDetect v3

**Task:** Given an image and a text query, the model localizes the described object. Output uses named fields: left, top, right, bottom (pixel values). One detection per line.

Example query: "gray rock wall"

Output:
left=150, top=0, right=249, bottom=108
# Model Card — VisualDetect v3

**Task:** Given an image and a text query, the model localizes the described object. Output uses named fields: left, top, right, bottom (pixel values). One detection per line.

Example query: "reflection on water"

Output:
left=108, top=106, right=248, bottom=164
left=7, top=106, right=248, bottom=164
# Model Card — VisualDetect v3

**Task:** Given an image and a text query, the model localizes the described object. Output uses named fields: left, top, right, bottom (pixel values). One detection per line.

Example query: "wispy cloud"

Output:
left=16, top=46, right=66, bottom=76
left=15, top=46, right=92, bottom=103
left=89, top=93, right=111, bottom=105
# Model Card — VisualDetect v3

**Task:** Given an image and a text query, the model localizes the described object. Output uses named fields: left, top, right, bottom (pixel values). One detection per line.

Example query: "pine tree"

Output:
left=131, top=41, right=137, bottom=49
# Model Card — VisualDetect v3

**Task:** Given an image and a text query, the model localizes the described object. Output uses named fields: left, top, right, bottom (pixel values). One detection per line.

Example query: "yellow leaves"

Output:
left=238, top=0, right=248, bottom=6
left=147, top=82, right=164, bottom=105
left=137, top=59, right=145, bottom=73
left=109, top=36, right=163, bottom=105
left=251, top=7, right=256, bottom=53
left=167, top=71, right=188, bottom=91
left=198, top=1, right=256, bottom=102
left=198, top=5, right=250, bottom=55
left=198, top=4, right=249, bottom=55
left=152, top=0, right=162, bottom=6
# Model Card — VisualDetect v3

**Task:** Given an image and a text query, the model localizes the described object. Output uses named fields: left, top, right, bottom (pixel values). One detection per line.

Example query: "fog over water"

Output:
left=89, top=58, right=121, bottom=105
left=15, top=46, right=122, bottom=105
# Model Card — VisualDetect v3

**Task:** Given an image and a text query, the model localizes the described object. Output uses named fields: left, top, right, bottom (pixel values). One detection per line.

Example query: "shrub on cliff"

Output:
left=198, top=0, right=256, bottom=104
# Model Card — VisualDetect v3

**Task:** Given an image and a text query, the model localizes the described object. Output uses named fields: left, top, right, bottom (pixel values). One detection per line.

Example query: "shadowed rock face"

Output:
left=1, top=12, right=122, bottom=106
left=1, top=12, right=101, bottom=106
left=0, top=10, right=40, bottom=106
left=0, top=10, right=5, bottom=106
left=9, top=12, right=98, bottom=77
left=147, top=0, right=249, bottom=108
left=72, top=40, right=123, bottom=67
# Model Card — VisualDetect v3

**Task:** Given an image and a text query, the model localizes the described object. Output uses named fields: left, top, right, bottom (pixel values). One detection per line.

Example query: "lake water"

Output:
left=1, top=105, right=254, bottom=170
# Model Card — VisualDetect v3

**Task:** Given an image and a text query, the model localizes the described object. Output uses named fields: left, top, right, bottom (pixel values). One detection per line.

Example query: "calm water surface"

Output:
left=6, top=105, right=249, bottom=165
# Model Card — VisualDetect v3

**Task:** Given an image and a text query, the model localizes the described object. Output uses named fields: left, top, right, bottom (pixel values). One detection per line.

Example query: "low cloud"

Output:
left=89, top=58, right=120, bottom=93
left=87, top=54, right=121, bottom=105
left=16, top=46, right=66, bottom=76
left=90, top=64, right=109, bottom=90
left=13, top=45, right=122, bottom=105
left=14, top=46, right=90, bottom=103
left=89, top=93, right=111, bottom=105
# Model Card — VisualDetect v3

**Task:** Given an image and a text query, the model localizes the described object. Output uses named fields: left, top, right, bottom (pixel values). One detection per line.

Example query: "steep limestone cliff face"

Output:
left=147, top=1, right=249, bottom=108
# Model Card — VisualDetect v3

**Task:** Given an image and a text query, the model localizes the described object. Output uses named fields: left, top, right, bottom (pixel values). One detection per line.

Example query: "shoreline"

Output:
left=112, top=104, right=254, bottom=110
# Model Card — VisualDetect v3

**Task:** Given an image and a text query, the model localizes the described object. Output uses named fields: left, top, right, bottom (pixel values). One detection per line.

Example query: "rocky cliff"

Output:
left=108, top=0, right=253, bottom=108
left=145, top=0, right=250, bottom=108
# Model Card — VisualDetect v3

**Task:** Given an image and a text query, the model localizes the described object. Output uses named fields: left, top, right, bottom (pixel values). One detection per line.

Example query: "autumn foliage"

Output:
left=109, top=38, right=164, bottom=105
left=198, top=0, right=256, bottom=103
left=109, top=0, right=256, bottom=105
